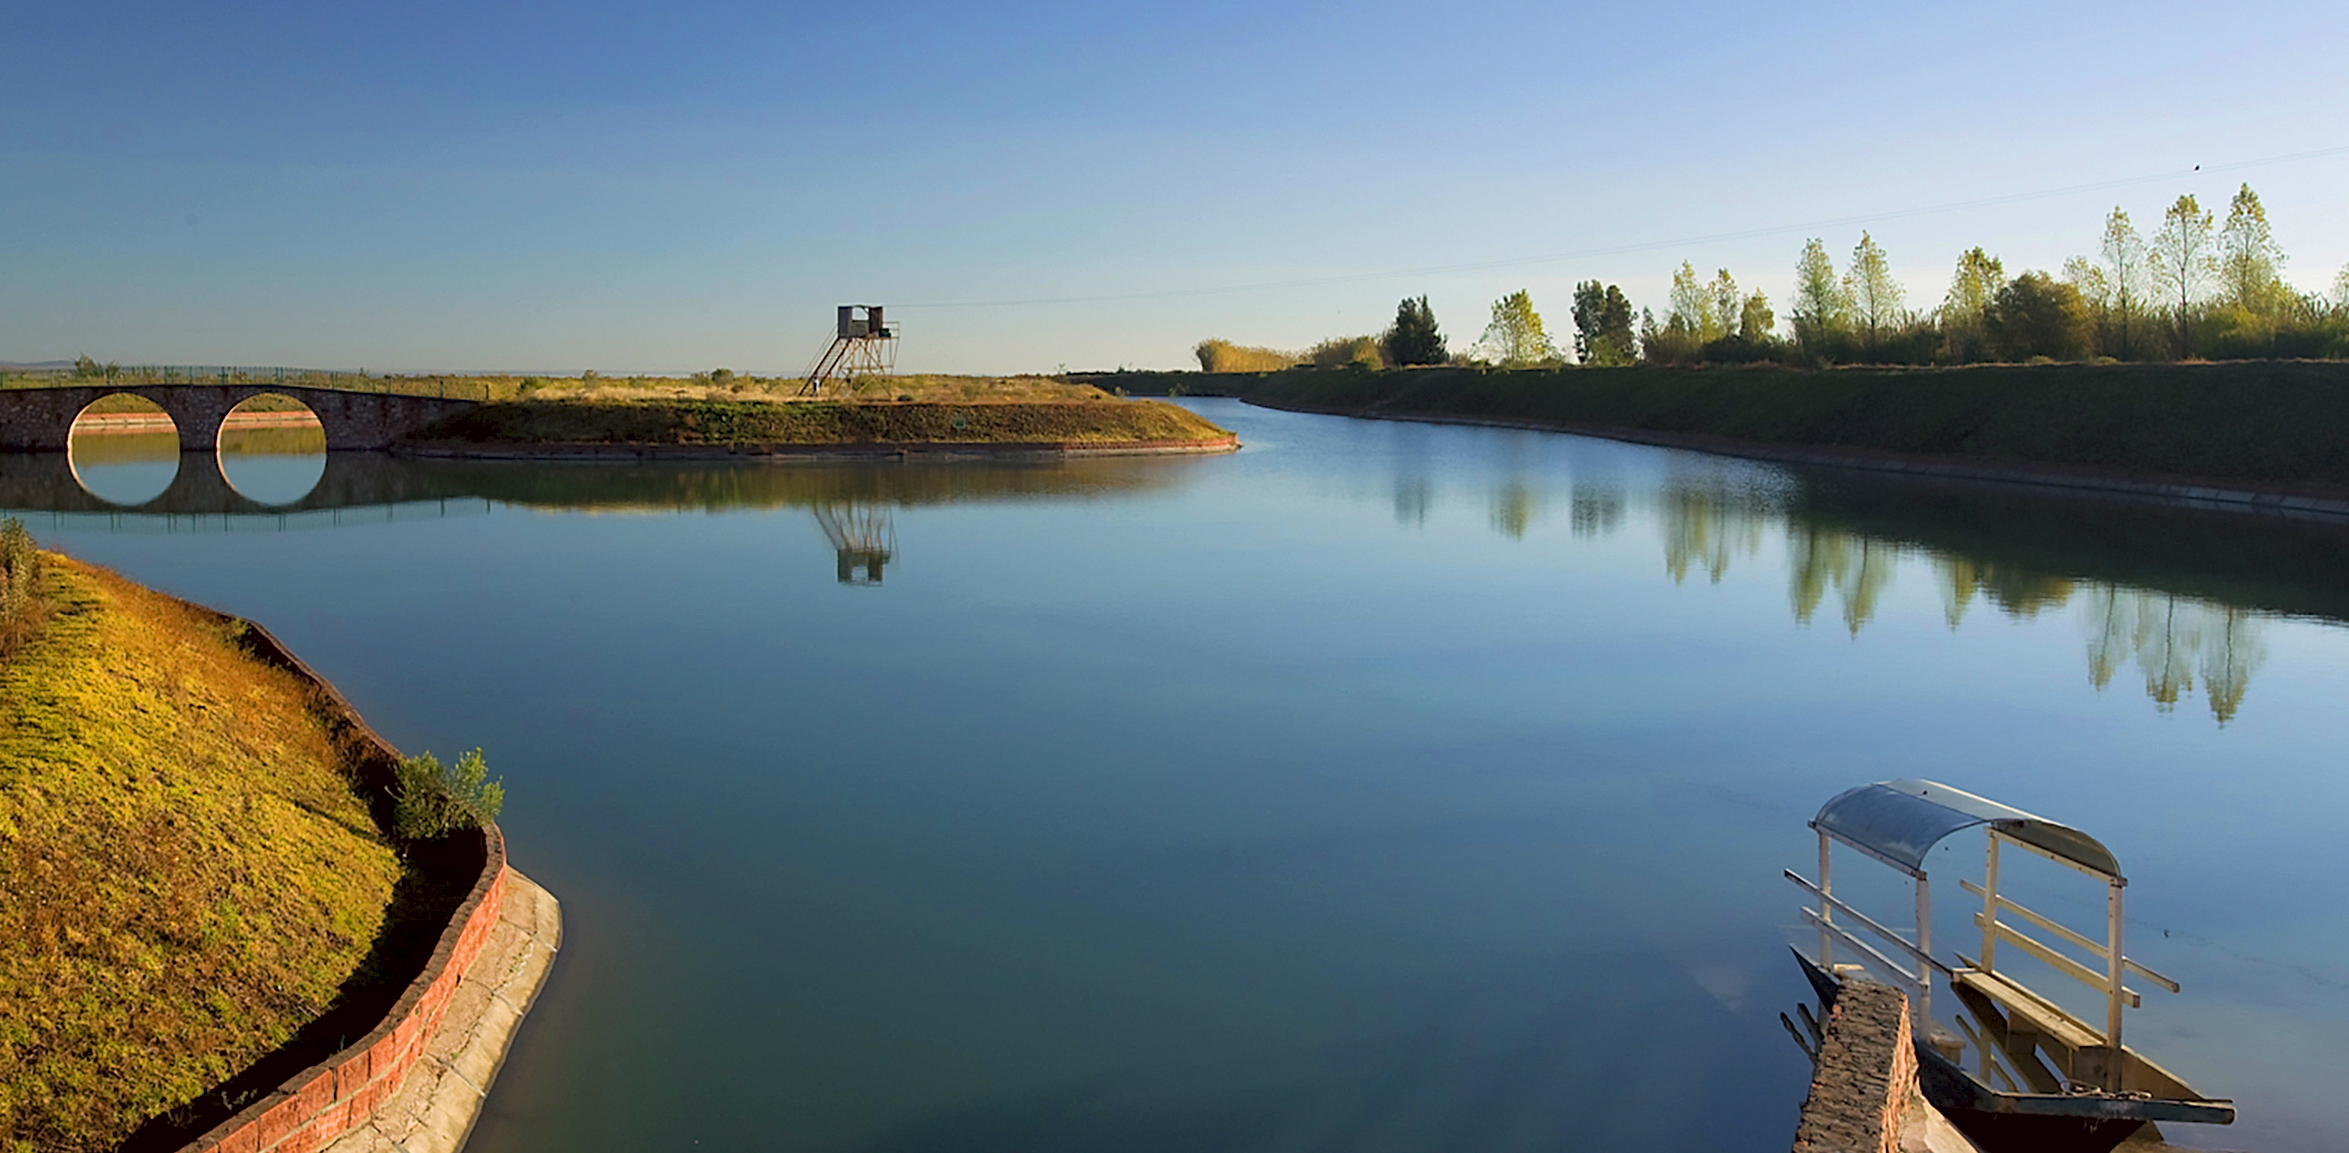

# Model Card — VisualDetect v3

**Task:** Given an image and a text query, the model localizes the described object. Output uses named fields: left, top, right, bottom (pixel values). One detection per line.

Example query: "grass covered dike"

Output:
left=403, top=395, right=1235, bottom=450
left=0, top=546, right=479, bottom=1152
left=1232, top=360, right=2349, bottom=492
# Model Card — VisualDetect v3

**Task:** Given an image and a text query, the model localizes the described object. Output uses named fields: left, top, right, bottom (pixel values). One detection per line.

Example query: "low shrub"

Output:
left=1306, top=335, right=1386, bottom=369
left=0, top=517, right=46, bottom=654
left=392, top=748, right=505, bottom=841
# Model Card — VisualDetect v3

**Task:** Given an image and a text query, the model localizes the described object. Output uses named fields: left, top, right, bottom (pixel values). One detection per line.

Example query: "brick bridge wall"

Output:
left=0, top=385, right=476, bottom=452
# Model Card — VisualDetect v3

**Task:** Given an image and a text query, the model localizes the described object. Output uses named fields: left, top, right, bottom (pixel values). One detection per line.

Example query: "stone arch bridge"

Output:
left=0, top=382, right=477, bottom=453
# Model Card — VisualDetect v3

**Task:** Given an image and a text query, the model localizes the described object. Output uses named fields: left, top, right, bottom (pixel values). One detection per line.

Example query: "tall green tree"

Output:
left=2336, top=263, right=2349, bottom=314
left=1571, top=281, right=1637, bottom=366
left=2218, top=183, right=2289, bottom=318
left=1708, top=270, right=1741, bottom=342
left=1843, top=232, right=1905, bottom=354
left=1738, top=291, right=1775, bottom=340
left=1477, top=290, right=1559, bottom=367
left=1667, top=262, right=1716, bottom=339
left=2149, top=194, right=2216, bottom=353
left=1941, top=247, right=2005, bottom=360
left=1790, top=238, right=1850, bottom=354
left=2096, top=208, right=2152, bottom=358
left=2062, top=255, right=2111, bottom=351
left=1985, top=271, right=2090, bottom=361
left=1381, top=296, right=1447, bottom=366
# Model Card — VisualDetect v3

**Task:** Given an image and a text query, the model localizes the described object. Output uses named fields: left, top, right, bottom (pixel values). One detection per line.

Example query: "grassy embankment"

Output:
left=0, top=548, right=404, bottom=1152
left=1230, top=360, right=2349, bottom=491
left=407, top=391, right=1234, bottom=448
left=4, top=368, right=1110, bottom=405
left=482, top=373, right=1108, bottom=404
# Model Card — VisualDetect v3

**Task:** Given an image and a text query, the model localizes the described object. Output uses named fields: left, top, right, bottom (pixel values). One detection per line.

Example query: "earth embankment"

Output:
left=398, top=397, right=1238, bottom=455
left=0, top=555, right=411, bottom=1150
left=1233, top=361, right=2349, bottom=499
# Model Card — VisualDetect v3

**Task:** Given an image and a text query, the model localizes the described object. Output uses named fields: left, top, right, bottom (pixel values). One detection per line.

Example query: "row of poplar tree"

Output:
left=1357, top=183, right=2349, bottom=370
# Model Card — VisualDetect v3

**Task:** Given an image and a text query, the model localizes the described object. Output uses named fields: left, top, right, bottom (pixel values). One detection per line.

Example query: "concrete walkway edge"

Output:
left=324, top=870, right=562, bottom=1153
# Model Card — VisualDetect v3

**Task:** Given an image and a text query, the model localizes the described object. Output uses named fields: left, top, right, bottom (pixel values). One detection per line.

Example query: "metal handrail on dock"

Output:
left=1784, top=869, right=1952, bottom=985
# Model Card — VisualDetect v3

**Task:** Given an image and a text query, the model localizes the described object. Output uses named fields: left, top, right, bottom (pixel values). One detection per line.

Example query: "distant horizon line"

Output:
left=0, top=360, right=1122, bottom=379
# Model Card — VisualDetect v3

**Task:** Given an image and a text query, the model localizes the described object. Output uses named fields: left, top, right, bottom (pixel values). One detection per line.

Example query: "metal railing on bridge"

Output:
left=0, top=366, right=500, bottom=401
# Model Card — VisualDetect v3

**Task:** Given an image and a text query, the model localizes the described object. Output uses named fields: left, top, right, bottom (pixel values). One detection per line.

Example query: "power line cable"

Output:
left=893, top=143, right=2349, bottom=310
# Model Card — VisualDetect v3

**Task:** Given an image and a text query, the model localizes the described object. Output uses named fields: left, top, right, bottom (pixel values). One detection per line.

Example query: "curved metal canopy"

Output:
left=1812, top=779, right=2121, bottom=880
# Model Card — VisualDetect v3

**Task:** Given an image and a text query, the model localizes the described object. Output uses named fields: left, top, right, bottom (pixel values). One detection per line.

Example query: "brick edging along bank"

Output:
left=170, top=609, right=511, bottom=1153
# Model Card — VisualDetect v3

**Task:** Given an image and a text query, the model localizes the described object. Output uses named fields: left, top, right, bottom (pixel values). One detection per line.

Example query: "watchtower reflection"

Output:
left=812, top=502, right=895, bottom=585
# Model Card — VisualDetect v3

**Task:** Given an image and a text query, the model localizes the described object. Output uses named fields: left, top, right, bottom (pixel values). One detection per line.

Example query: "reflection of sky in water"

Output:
left=68, top=430, right=179, bottom=505
left=217, top=429, right=328, bottom=506
left=15, top=398, right=2349, bottom=1152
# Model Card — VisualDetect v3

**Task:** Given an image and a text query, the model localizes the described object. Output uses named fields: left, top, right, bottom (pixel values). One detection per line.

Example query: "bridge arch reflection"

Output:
left=0, top=450, right=1207, bottom=594
left=66, top=394, right=182, bottom=506
left=215, top=393, right=329, bottom=506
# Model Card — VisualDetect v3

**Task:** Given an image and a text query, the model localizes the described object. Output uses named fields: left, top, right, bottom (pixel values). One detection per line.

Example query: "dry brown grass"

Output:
left=1194, top=340, right=1302, bottom=373
left=0, top=556, right=402, bottom=1152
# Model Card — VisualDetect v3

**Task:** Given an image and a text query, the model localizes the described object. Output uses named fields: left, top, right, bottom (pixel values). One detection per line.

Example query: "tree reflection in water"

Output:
left=1569, top=485, right=1623, bottom=539
left=2079, top=589, right=2266, bottom=722
left=1634, top=476, right=2273, bottom=723
left=1489, top=481, right=1539, bottom=539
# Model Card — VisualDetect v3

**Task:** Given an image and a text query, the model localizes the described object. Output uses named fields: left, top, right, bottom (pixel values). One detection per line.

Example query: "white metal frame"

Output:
left=1791, top=821, right=2182, bottom=1093
left=1963, top=829, right=2177, bottom=1089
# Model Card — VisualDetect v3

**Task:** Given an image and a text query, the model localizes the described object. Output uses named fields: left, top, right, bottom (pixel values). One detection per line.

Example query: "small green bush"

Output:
left=392, top=748, right=505, bottom=840
left=0, top=517, right=44, bottom=652
left=1306, top=335, right=1386, bottom=370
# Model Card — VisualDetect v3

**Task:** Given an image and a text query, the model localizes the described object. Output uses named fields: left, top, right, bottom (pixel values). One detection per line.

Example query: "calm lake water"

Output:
left=17, top=398, right=2349, bottom=1151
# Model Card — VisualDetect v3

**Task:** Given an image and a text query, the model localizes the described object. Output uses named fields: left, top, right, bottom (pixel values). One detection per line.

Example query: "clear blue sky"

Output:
left=6, top=0, right=2345, bottom=373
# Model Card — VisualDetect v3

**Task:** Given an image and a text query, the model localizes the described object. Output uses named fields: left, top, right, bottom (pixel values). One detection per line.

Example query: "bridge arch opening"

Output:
left=68, top=393, right=180, bottom=506
left=218, top=392, right=327, bottom=505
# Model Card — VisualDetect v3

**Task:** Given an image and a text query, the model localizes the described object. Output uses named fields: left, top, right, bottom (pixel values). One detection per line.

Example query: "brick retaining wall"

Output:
left=164, top=611, right=511, bottom=1153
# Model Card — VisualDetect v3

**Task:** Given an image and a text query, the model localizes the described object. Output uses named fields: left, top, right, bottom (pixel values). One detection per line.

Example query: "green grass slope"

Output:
left=0, top=557, right=403, bottom=1152
left=405, top=397, right=1235, bottom=447
left=1244, top=361, right=2349, bottom=490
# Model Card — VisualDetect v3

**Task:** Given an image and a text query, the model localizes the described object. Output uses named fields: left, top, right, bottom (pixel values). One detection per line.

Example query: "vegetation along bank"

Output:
left=1221, top=361, right=2349, bottom=499
left=0, top=525, right=507, bottom=1152
left=1188, top=183, right=2348, bottom=374
left=397, top=395, right=1237, bottom=456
